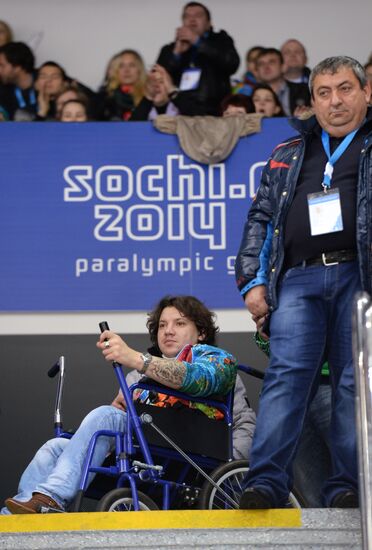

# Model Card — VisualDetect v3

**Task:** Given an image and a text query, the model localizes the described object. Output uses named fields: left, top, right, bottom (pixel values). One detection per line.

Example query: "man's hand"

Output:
left=147, top=64, right=176, bottom=107
left=152, top=64, right=175, bottom=93
left=111, top=389, right=126, bottom=411
left=97, top=330, right=142, bottom=371
left=173, top=25, right=199, bottom=54
left=245, top=285, right=269, bottom=321
left=256, top=315, right=270, bottom=340
left=97, top=330, right=187, bottom=389
left=36, top=80, right=51, bottom=118
left=144, top=72, right=157, bottom=101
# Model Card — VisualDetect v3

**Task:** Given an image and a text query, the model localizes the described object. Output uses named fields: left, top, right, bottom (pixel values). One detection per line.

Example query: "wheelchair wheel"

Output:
left=199, top=460, right=303, bottom=509
left=96, top=488, right=159, bottom=512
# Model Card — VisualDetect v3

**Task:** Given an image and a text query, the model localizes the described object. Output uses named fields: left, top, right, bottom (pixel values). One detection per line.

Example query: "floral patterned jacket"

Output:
left=129, top=343, right=237, bottom=420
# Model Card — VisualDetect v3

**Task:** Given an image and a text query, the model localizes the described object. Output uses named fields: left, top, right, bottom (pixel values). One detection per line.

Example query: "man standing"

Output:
left=255, top=47, right=310, bottom=116
left=235, top=56, right=372, bottom=508
left=157, top=2, right=239, bottom=116
left=0, top=42, right=37, bottom=120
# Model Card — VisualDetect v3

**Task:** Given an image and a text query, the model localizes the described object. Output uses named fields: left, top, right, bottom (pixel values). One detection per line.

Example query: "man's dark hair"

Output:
left=37, top=61, right=68, bottom=81
left=246, top=46, right=265, bottom=63
left=183, top=2, right=211, bottom=21
left=256, top=47, right=284, bottom=65
left=0, top=42, right=35, bottom=73
left=220, top=93, right=254, bottom=115
left=309, top=56, right=367, bottom=97
left=147, top=295, right=219, bottom=349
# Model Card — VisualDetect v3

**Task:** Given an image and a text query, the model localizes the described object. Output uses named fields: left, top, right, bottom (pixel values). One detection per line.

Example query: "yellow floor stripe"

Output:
left=0, top=509, right=301, bottom=533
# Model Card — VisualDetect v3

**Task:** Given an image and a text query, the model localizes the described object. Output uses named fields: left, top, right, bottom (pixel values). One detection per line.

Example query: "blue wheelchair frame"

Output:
left=49, top=356, right=263, bottom=512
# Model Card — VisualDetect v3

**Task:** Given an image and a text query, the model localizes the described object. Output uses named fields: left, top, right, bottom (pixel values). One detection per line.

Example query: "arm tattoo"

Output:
left=150, top=358, right=186, bottom=387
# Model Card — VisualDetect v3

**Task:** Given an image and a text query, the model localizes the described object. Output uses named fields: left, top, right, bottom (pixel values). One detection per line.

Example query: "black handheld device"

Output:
left=99, top=321, right=110, bottom=333
left=48, top=361, right=60, bottom=378
left=99, top=321, right=121, bottom=368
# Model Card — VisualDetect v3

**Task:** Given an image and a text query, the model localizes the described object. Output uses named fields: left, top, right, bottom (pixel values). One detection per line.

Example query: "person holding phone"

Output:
left=156, top=2, right=239, bottom=116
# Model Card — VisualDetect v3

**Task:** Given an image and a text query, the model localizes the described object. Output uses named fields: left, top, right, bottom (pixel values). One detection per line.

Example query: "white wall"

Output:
left=2, top=0, right=371, bottom=91
left=0, top=310, right=256, bottom=335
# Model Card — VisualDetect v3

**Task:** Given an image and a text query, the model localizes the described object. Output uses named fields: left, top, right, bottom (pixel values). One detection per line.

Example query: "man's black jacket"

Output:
left=157, top=28, right=240, bottom=116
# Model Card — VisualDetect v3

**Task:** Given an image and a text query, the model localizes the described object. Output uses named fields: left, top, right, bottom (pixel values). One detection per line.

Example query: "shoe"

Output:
left=239, top=487, right=274, bottom=509
left=5, top=492, right=62, bottom=514
left=330, top=490, right=359, bottom=508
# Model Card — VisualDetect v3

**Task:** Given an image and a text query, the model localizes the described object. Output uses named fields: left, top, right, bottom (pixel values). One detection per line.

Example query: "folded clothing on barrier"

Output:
left=154, top=113, right=262, bottom=164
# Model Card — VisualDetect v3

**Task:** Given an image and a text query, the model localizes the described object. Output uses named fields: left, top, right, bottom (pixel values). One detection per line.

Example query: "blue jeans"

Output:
left=245, top=261, right=360, bottom=507
left=293, top=383, right=332, bottom=507
left=1, top=405, right=126, bottom=514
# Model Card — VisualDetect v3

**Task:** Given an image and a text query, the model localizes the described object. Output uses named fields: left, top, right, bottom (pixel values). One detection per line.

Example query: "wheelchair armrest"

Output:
left=238, top=364, right=264, bottom=380
left=129, top=380, right=231, bottom=420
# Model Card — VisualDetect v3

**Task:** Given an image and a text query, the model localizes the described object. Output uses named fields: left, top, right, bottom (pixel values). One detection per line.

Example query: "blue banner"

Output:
left=0, top=119, right=294, bottom=310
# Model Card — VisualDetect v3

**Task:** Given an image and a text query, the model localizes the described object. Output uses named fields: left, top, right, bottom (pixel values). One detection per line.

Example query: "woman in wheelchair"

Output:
left=3, top=295, right=255, bottom=514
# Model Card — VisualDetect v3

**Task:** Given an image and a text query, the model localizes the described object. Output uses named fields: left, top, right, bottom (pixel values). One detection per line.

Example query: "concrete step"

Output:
left=0, top=509, right=362, bottom=549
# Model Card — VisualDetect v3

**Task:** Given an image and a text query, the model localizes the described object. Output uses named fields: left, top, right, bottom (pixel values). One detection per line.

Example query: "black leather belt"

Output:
left=304, top=249, right=357, bottom=267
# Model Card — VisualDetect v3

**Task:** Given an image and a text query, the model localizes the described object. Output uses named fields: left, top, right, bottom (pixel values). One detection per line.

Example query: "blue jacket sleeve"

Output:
left=235, top=158, right=274, bottom=295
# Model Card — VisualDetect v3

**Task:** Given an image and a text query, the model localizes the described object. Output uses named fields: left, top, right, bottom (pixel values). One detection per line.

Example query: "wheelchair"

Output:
left=48, top=354, right=303, bottom=512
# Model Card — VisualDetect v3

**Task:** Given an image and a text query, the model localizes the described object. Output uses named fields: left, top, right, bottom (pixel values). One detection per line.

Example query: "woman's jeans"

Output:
left=1, top=405, right=126, bottom=513
left=245, top=261, right=360, bottom=507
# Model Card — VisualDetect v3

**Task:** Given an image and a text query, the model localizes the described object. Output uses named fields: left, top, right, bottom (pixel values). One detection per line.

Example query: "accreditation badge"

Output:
left=307, top=188, right=343, bottom=236
left=179, top=68, right=202, bottom=91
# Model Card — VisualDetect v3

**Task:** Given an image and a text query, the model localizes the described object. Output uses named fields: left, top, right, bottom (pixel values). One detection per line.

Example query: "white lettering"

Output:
left=92, top=258, right=104, bottom=272
left=136, top=165, right=164, bottom=201
left=75, top=258, right=88, bottom=277
left=167, top=155, right=205, bottom=200
left=188, top=202, right=226, bottom=249
left=157, top=258, right=176, bottom=272
left=74, top=253, right=215, bottom=278
left=63, top=166, right=93, bottom=202
left=226, top=255, right=236, bottom=275
left=64, top=154, right=265, bottom=249
left=117, top=258, right=130, bottom=272
left=205, top=256, right=214, bottom=270
left=179, top=257, right=192, bottom=276
left=94, top=205, right=123, bottom=241
left=96, top=165, right=133, bottom=201
left=142, top=257, right=154, bottom=277
left=126, top=205, right=164, bottom=241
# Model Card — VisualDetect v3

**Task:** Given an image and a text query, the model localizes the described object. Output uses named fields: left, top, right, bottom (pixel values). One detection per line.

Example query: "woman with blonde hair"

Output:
left=98, top=49, right=146, bottom=120
left=0, top=20, right=13, bottom=47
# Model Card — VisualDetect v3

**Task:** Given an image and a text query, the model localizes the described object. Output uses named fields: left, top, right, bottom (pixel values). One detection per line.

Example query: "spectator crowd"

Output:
left=1, top=4, right=371, bottom=122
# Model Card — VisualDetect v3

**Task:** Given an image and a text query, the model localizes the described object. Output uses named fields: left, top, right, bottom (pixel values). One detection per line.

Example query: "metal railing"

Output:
left=352, top=292, right=372, bottom=550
